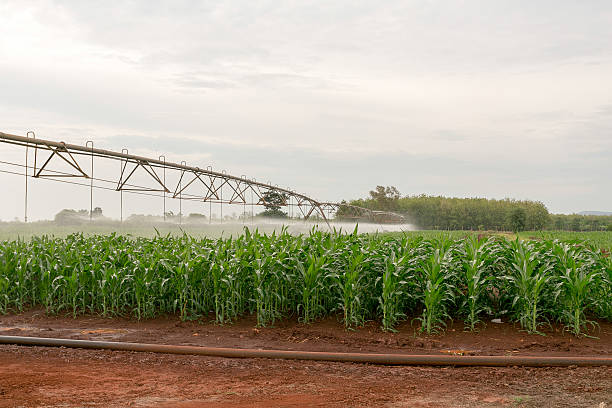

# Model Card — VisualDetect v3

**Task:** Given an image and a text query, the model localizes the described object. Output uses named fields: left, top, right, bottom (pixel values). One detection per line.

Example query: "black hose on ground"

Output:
left=1, top=335, right=610, bottom=367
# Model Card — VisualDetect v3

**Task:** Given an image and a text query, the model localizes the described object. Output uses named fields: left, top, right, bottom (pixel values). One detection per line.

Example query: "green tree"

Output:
left=346, top=188, right=558, bottom=231
left=91, top=207, right=103, bottom=218
left=508, top=208, right=527, bottom=232
left=524, top=201, right=549, bottom=230
left=553, top=215, right=565, bottom=230
left=260, top=190, right=288, bottom=218
left=369, top=186, right=401, bottom=211
left=570, top=217, right=581, bottom=231
left=188, top=213, right=206, bottom=221
left=54, top=209, right=87, bottom=225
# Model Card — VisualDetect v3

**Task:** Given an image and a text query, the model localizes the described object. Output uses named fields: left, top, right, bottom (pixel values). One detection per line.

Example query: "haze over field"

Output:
left=0, top=218, right=414, bottom=240
left=1, top=1, right=611, bottom=220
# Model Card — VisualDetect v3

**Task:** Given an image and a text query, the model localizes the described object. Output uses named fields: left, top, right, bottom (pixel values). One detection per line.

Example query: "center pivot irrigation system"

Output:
left=0, top=131, right=405, bottom=226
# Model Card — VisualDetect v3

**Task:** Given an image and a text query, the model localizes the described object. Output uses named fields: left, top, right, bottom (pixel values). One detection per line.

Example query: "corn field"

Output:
left=0, top=228, right=610, bottom=336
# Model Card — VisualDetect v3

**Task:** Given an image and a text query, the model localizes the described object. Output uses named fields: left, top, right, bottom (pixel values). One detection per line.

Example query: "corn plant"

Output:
left=506, top=240, right=553, bottom=334
left=551, top=242, right=600, bottom=336
left=377, top=252, right=409, bottom=331
left=414, top=246, right=455, bottom=334
left=215, top=260, right=231, bottom=324
left=0, top=230, right=610, bottom=333
left=250, top=245, right=290, bottom=327
left=297, top=254, right=329, bottom=323
left=595, top=252, right=612, bottom=320
left=458, top=236, right=498, bottom=331
left=332, top=250, right=366, bottom=328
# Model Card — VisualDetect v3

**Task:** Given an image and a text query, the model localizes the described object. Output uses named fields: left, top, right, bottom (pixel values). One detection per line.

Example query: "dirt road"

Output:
left=0, top=312, right=610, bottom=407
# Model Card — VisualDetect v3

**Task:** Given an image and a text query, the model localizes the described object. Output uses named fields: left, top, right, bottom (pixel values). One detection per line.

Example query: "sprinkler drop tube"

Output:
left=1, top=336, right=611, bottom=367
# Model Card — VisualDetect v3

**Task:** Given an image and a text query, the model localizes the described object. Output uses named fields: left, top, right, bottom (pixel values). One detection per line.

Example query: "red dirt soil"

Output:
left=1, top=311, right=611, bottom=407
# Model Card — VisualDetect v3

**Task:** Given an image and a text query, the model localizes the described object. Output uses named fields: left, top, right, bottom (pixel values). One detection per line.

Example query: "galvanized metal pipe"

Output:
left=1, top=335, right=610, bottom=367
left=0, top=131, right=313, bottom=201
left=0, top=130, right=407, bottom=223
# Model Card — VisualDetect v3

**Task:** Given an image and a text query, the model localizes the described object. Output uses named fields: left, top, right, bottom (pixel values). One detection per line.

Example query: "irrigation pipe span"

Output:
left=1, top=335, right=611, bottom=367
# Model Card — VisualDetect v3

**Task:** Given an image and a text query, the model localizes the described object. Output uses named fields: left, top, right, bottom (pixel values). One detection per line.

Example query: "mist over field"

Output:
left=0, top=217, right=415, bottom=240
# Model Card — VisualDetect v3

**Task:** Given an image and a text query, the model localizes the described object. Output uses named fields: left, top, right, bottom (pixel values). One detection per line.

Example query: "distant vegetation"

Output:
left=549, top=213, right=612, bottom=232
left=381, top=231, right=612, bottom=251
left=344, top=186, right=612, bottom=232
left=54, top=207, right=103, bottom=225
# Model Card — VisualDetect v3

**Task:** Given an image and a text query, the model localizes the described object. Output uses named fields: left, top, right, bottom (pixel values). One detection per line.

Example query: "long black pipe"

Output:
left=1, top=335, right=610, bottom=367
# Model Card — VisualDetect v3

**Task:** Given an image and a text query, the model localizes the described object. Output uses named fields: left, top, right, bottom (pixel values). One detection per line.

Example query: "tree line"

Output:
left=344, top=186, right=612, bottom=231
left=549, top=213, right=612, bottom=232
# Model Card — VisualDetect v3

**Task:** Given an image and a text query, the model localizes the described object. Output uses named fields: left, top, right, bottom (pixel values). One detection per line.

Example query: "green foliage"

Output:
left=368, top=185, right=401, bottom=211
left=260, top=191, right=288, bottom=218
left=457, top=236, right=499, bottom=331
left=595, top=254, right=612, bottom=321
left=506, top=240, right=553, bottom=334
left=297, top=254, right=329, bottom=323
left=351, top=186, right=611, bottom=232
left=518, top=231, right=612, bottom=251
left=332, top=247, right=367, bottom=328
left=350, top=189, right=550, bottom=231
left=0, top=230, right=610, bottom=336
left=414, top=243, right=455, bottom=334
left=54, top=209, right=89, bottom=225
left=549, top=214, right=612, bottom=232
left=549, top=242, right=599, bottom=336
left=377, top=252, right=408, bottom=331
left=509, top=208, right=527, bottom=232
left=260, top=208, right=288, bottom=218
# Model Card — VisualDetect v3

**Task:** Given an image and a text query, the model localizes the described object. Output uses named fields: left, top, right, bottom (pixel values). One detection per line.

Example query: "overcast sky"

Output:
left=1, top=0, right=611, bottom=220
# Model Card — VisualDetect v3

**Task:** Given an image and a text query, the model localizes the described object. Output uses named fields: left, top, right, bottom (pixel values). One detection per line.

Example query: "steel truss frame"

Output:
left=0, top=131, right=405, bottom=226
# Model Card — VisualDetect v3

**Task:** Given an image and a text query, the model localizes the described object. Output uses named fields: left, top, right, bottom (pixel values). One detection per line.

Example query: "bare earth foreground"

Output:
left=1, top=311, right=611, bottom=408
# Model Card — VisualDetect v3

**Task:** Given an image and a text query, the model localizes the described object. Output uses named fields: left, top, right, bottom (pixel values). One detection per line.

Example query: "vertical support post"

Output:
left=180, top=161, right=186, bottom=225
left=120, top=149, right=128, bottom=222
left=159, top=155, right=166, bottom=221
left=288, top=188, right=292, bottom=220
left=251, top=178, right=256, bottom=224
left=206, top=166, right=212, bottom=224
left=24, top=131, right=35, bottom=222
left=33, top=132, right=38, bottom=176
left=220, top=170, right=226, bottom=224
left=275, top=184, right=281, bottom=220
left=241, top=175, right=248, bottom=224
left=24, top=141, right=28, bottom=223
left=86, top=141, right=94, bottom=221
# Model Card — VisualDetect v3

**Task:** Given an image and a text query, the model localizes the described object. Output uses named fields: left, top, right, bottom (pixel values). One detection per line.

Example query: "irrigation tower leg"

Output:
left=159, top=155, right=166, bottom=221
left=24, top=135, right=29, bottom=223
left=179, top=161, right=186, bottom=225
left=86, top=141, right=94, bottom=221
left=119, top=149, right=129, bottom=223
left=179, top=178, right=182, bottom=225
